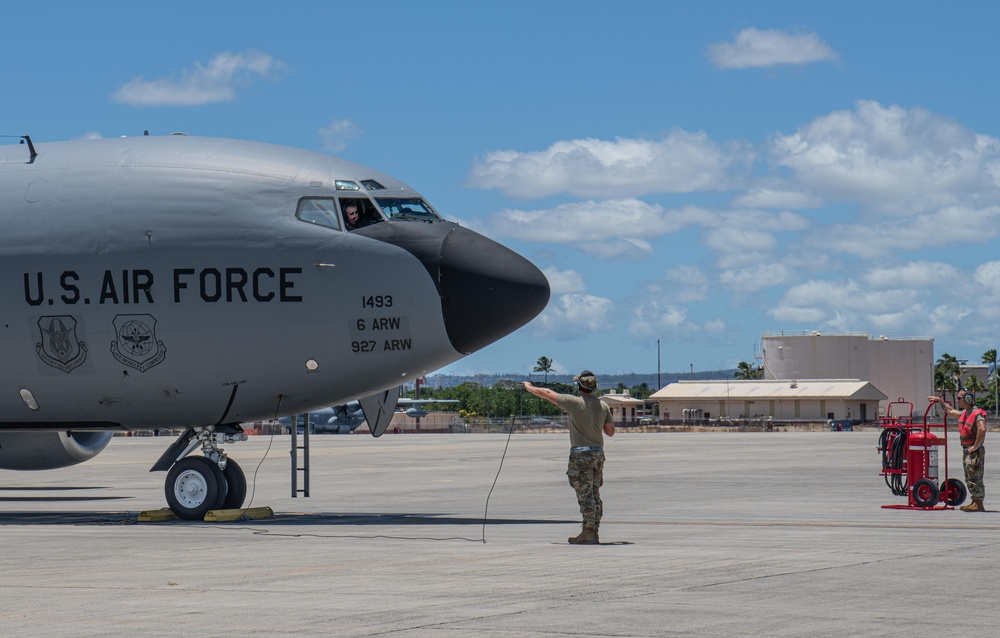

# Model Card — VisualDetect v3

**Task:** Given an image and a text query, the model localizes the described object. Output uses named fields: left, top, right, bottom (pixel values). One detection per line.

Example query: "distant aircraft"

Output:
left=278, top=397, right=461, bottom=433
left=0, top=134, right=548, bottom=519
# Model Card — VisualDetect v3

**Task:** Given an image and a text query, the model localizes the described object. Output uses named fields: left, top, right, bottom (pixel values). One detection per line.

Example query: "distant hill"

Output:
left=424, top=370, right=737, bottom=391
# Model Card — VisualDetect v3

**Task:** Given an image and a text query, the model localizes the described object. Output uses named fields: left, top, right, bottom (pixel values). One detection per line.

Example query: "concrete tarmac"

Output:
left=0, top=431, right=997, bottom=637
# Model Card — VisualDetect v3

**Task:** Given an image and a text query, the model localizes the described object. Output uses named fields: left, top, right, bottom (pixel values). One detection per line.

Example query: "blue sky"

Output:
left=9, top=1, right=1000, bottom=377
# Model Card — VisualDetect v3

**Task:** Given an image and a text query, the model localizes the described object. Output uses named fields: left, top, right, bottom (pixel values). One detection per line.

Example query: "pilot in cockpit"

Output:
left=343, top=202, right=363, bottom=231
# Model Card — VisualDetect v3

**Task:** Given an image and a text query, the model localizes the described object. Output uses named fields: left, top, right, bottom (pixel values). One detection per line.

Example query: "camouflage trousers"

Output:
left=963, top=446, right=986, bottom=501
left=567, top=450, right=605, bottom=530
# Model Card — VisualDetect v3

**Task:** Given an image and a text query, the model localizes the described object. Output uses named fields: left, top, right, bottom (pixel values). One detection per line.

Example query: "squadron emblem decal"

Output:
left=36, top=315, right=88, bottom=373
left=110, top=314, right=166, bottom=372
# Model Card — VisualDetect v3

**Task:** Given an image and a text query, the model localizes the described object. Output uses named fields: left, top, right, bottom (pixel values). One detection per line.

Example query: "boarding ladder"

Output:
left=290, top=413, right=310, bottom=497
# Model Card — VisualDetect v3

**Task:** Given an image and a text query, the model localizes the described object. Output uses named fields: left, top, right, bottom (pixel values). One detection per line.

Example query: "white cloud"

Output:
left=660, top=265, right=710, bottom=303
left=112, top=51, right=284, bottom=106
left=530, top=294, right=615, bottom=340
left=719, top=263, right=792, bottom=292
left=319, top=118, right=362, bottom=153
left=974, top=261, right=1000, bottom=299
left=707, top=28, right=838, bottom=69
left=705, top=227, right=777, bottom=254
left=721, top=209, right=810, bottom=232
left=771, top=100, right=1000, bottom=212
left=487, top=199, right=710, bottom=244
left=767, top=305, right=827, bottom=324
left=541, top=266, right=586, bottom=294
left=703, top=210, right=809, bottom=268
left=487, top=201, right=809, bottom=265
left=703, top=318, right=727, bottom=333
left=863, top=261, right=961, bottom=289
left=731, top=188, right=822, bottom=209
left=779, top=279, right=915, bottom=313
left=628, top=299, right=726, bottom=339
left=803, top=205, right=1000, bottom=257
left=467, top=131, right=753, bottom=198
left=928, top=304, right=974, bottom=337
left=767, top=275, right=955, bottom=332
left=580, top=237, right=653, bottom=259
left=865, top=311, right=905, bottom=329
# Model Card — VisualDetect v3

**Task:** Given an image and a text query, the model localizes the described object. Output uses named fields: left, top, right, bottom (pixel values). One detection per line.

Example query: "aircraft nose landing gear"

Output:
left=156, top=426, right=248, bottom=520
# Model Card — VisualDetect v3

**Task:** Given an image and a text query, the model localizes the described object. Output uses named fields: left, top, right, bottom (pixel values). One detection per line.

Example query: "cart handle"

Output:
left=924, top=399, right=948, bottom=426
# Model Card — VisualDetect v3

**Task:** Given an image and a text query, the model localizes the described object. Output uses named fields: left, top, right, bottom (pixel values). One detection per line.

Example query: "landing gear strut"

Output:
left=155, top=425, right=248, bottom=520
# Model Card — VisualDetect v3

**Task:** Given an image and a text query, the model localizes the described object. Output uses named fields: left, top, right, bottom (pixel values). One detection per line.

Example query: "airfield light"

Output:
left=305, top=359, right=319, bottom=372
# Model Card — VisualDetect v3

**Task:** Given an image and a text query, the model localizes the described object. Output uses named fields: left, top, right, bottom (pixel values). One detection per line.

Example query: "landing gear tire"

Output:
left=165, top=456, right=227, bottom=520
left=221, top=457, right=247, bottom=509
left=912, top=478, right=940, bottom=508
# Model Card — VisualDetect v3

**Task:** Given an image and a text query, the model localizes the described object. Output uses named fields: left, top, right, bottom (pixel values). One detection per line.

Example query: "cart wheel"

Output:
left=941, top=478, right=967, bottom=507
left=912, top=478, right=940, bottom=508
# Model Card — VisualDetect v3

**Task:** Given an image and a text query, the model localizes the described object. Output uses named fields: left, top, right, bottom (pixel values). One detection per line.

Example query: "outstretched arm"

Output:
left=927, top=395, right=961, bottom=419
left=523, top=381, right=560, bottom=407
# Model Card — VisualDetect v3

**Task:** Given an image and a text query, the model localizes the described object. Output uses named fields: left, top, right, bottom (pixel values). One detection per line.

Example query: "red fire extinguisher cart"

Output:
left=877, top=398, right=967, bottom=510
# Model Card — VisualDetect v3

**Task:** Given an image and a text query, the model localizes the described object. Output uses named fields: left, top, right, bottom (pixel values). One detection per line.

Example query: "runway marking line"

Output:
left=605, top=520, right=1000, bottom=530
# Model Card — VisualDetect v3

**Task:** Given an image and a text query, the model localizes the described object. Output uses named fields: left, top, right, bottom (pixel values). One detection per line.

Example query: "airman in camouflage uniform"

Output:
left=929, top=390, right=987, bottom=512
left=524, top=370, right=615, bottom=544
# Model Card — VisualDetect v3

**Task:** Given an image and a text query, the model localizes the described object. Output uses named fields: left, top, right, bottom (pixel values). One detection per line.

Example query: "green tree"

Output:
left=533, top=356, right=555, bottom=383
left=630, top=383, right=652, bottom=400
left=734, top=361, right=762, bottom=380
left=965, top=373, right=987, bottom=399
left=934, top=353, right=961, bottom=404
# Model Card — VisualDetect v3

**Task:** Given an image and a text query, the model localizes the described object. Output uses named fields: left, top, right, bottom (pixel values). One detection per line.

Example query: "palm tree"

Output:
left=935, top=353, right=961, bottom=404
left=734, top=361, right=760, bottom=380
left=983, top=349, right=998, bottom=417
left=965, top=373, right=987, bottom=400
left=533, top=356, right=555, bottom=383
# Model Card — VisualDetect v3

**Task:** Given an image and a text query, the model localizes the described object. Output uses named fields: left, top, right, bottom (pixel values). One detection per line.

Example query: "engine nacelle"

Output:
left=0, top=431, right=114, bottom=470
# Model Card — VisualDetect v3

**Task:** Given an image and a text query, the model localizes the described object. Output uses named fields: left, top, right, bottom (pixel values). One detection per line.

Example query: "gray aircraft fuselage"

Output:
left=0, top=135, right=548, bottom=437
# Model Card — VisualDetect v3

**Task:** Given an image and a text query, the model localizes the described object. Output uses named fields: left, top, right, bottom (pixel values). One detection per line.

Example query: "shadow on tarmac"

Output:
left=0, top=486, right=130, bottom=503
left=0, top=510, right=575, bottom=527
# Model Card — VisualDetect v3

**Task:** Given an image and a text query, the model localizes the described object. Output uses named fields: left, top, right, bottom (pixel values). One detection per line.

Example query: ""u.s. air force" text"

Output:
left=23, top=268, right=303, bottom=306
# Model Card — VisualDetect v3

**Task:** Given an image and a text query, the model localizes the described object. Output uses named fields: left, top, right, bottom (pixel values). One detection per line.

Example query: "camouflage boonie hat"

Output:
left=574, top=370, right=598, bottom=391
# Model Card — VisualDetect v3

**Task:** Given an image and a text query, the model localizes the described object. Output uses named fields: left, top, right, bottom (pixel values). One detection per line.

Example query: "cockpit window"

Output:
left=340, top=197, right=385, bottom=231
left=335, top=180, right=361, bottom=191
left=296, top=198, right=341, bottom=230
left=374, top=198, right=441, bottom=220
left=361, top=179, right=386, bottom=190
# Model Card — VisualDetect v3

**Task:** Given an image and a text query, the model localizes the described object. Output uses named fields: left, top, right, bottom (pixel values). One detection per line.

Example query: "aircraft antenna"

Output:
left=20, top=135, right=37, bottom=162
left=1, top=135, right=37, bottom=163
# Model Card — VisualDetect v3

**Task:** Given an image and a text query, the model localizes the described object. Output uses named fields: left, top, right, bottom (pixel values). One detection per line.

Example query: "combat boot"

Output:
left=960, top=499, right=985, bottom=512
left=568, top=524, right=599, bottom=545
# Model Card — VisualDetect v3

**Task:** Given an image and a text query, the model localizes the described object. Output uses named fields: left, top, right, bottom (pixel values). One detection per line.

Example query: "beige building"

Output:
left=600, top=389, right=645, bottom=425
left=960, top=364, right=989, bottom=390
left=651, top=379, right=887, bottom=423
left=761, top=333, right=933, bottom=413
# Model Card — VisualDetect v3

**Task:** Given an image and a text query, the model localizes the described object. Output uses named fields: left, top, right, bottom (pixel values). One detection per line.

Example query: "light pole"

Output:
left=657, top=339, right=661, bottom=390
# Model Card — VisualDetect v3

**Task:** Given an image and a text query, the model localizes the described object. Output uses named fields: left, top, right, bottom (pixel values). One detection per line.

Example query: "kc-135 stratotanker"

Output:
left=0, top=134, right=549, bottom=519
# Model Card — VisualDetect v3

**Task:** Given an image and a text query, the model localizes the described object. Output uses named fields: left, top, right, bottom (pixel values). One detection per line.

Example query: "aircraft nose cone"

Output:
left=439, top=226, right=549, bottom=354
left=357, top=221, right=549, bottom=355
